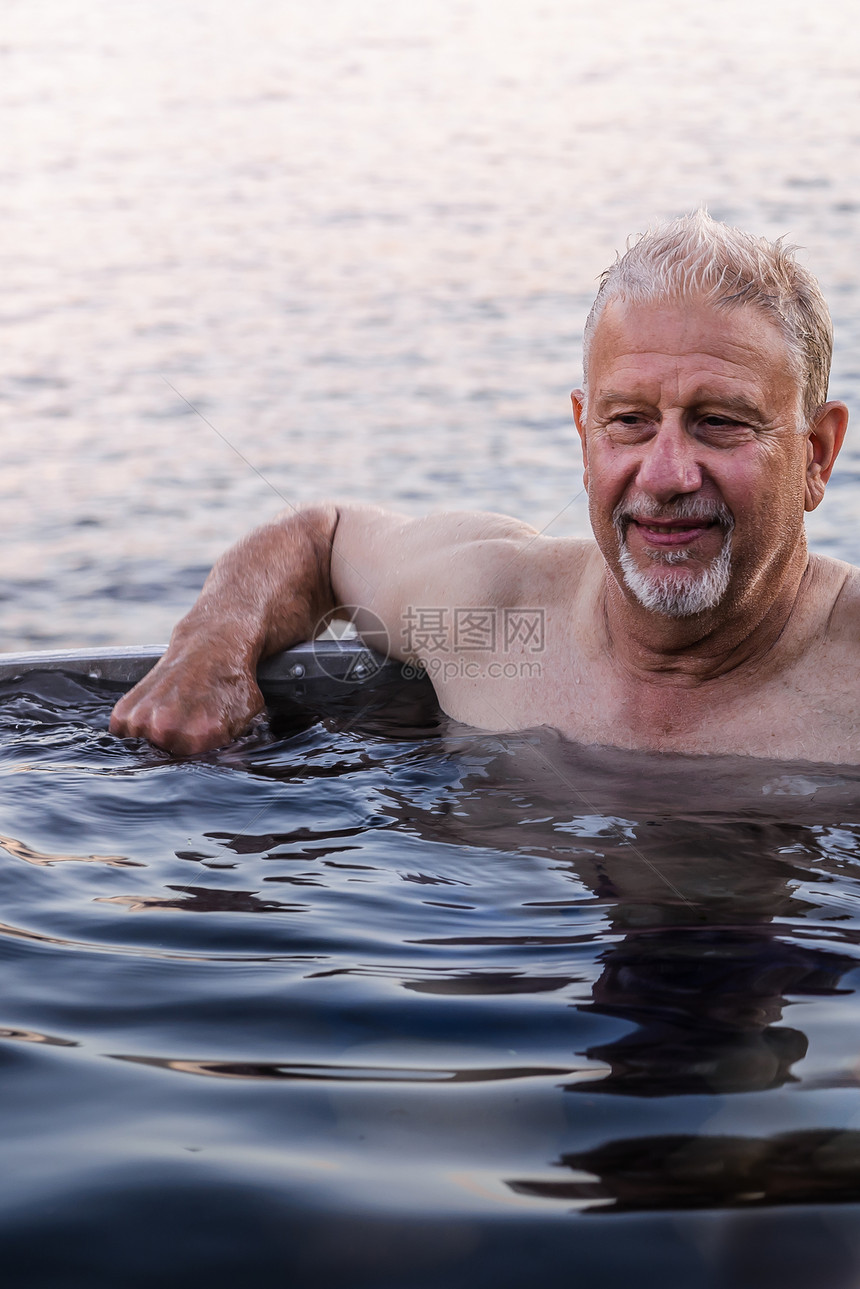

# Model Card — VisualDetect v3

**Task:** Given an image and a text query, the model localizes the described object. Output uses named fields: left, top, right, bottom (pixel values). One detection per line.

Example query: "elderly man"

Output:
left=111, top=212, right=856, bottom=762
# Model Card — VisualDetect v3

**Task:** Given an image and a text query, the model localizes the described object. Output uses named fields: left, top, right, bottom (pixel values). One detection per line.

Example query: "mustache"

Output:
left=612, top=495, right=735, bottom=532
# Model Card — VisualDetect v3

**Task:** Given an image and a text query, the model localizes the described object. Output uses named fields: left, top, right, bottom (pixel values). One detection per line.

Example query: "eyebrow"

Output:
left=595, top=392, right=656, bottom=408
left=687, top=390, right=764, bottom=419
left=594, top=390, right=765, bottom=420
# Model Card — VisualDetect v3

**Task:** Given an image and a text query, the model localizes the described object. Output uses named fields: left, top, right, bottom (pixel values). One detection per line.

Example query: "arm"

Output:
left=110, top=501, right=539, bottom=754
left=109, top=503, right=340, bottom=754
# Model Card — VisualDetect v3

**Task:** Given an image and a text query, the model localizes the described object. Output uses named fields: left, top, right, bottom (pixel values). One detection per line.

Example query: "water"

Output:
left=4, top=668, right=860, bottom=1285
left=3, top=0, right=860, bottom=647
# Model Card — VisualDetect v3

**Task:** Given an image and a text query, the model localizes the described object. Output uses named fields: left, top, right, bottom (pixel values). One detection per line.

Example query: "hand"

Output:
left=109, top=643, right=265, bottom=755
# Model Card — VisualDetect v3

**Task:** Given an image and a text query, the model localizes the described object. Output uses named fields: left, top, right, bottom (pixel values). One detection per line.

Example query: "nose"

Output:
left=635, top=418, right=703, bottom=502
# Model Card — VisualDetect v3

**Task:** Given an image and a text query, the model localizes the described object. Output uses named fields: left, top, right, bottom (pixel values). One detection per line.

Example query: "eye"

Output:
left=605, top=413, right=654, bottom=443
left=608, top=412, right=653, bottom=429
left=697, top=414, right=754, bottom=444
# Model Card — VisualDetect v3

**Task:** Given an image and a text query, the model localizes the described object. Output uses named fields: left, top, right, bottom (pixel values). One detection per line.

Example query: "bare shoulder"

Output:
left=807, top=553, right=860, bottom=644
left=440, top=524, right=597, bottom=607
left=333, top=502, right=596, bottom=606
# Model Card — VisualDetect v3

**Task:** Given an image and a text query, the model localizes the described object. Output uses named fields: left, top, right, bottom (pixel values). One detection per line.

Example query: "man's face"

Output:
left=572, top=296, right=811, bottom=619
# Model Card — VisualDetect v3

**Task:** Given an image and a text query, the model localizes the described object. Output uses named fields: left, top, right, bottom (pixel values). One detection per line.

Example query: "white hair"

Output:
left=582, top=210, right=833, bottom=425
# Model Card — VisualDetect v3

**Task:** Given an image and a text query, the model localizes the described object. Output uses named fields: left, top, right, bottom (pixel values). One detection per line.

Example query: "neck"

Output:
left=600, top=540, right=811, bottom=686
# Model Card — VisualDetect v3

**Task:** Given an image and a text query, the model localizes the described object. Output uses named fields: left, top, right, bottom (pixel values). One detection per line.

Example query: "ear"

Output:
left=571, top=389, right=589, bottom=490
left=804, top=401, right=849, bottom=511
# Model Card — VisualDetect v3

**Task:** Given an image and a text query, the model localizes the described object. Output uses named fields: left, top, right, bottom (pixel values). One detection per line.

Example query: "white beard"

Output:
left=612, top=498, right=735, bottom=618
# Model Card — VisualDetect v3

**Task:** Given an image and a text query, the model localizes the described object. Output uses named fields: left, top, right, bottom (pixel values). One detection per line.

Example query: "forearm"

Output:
left=172, top=503, right=340, bottom=663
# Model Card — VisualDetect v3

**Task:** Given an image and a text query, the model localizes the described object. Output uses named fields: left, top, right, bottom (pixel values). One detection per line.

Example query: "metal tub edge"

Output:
left=0, top=641, right=402, bottom=696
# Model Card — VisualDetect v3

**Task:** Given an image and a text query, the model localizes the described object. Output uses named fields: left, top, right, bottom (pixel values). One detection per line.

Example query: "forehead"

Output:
left=588, top=296, right=798, bottom=405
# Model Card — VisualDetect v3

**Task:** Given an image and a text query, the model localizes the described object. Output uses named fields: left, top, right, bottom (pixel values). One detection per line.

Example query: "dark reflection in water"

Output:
left=576, top=929, right=848, bottom=1098
left=509, top=1128, right=860, bottom=1211
left=3, top=671, right=860, bottom=1287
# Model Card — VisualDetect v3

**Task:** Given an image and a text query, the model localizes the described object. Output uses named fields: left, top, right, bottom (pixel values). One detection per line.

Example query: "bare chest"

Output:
left=434, top=636, right=860, bottom=764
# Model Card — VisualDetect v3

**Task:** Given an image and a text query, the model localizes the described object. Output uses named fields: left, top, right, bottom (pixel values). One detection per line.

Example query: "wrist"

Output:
left=169, top=606, right=264, bottom=670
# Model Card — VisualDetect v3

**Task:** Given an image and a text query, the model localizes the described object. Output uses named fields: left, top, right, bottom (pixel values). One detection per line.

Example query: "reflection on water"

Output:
left=509, top=1129, right=860, bottom=1211
left=3, top=671, right=860, bottom=1285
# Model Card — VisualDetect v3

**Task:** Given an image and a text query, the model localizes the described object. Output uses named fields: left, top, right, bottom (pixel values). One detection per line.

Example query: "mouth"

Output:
left=627, top=517, right=720, bottom=548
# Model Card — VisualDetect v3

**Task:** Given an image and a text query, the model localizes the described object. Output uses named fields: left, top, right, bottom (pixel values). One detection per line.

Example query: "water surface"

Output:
left=3, top=670, right=860, bottom=1285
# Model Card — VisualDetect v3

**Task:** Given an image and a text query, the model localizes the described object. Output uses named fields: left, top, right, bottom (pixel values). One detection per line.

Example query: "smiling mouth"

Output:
left=628, top=518, right=720, bottom=546
left=613, top=496, right=734, bottom=548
